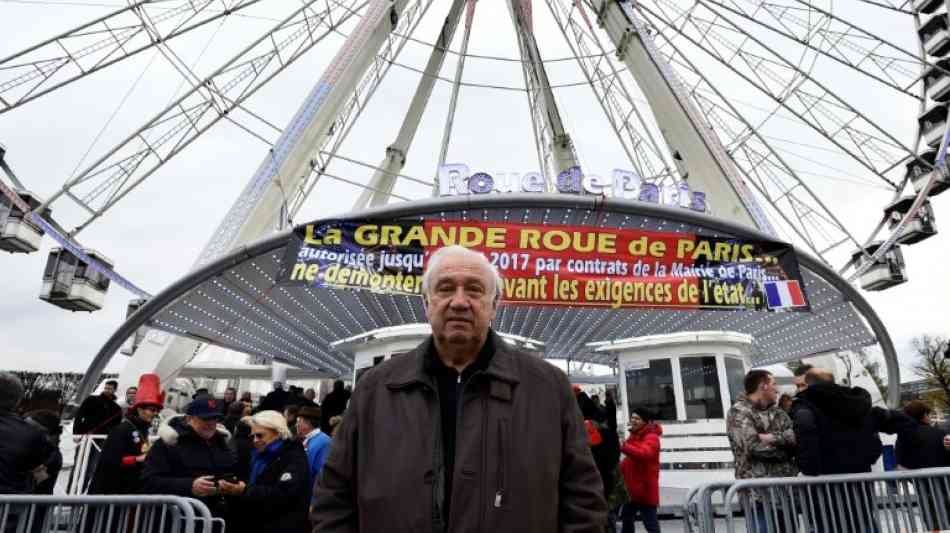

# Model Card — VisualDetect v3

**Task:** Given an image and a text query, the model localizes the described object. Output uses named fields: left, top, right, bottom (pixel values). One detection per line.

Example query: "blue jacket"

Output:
left=303, top=429, right=332, bottom=483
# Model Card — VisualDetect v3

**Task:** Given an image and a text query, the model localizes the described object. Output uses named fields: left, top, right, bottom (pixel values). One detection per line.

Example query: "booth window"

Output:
left=724, top=357, right=745, bottom=405
left=680, top=356, right=723, bottom=419
left=625, top=360, right=676, bottom=421
left=43, top=252, right=59, bottom=278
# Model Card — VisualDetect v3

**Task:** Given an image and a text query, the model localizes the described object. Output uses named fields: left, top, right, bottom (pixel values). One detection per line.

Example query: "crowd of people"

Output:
left=1, top=245, right=949, bottom=533
left=0, top=369, right=352, bottom=532
left=726, top=365, right=950, bottom=533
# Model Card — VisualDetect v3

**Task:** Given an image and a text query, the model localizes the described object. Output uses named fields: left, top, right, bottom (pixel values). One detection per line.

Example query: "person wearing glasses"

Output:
left=217, top=411, right=311, bottom=533
left=142, top=395, right=236, bottom=520
left=88, top=374, right=163, bottom=495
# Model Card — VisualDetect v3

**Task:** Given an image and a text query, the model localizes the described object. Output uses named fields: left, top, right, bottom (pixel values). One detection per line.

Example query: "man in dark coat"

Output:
left=0, top=373, right=56, bottom=494
left=793, top=369, right=907, bottom=475
left=72, top=379, right=122, bottom=436
left=258, top=382, right=290, bottom=413
left=313, top=246, right=606, bottom=533
left=319, top=380, right=350, bottom=434
left=604, top=389, right=618, bottom=434
left=89, top=375, right=163, bottom=494
left=142, top=397, right=236, bottom=519
left=793, top=368, right=911, bottom=532
left=896, top=400, right=950, bottom=469
left=23, top=410, right=64, bottom=495
left=895, top=400, right=949, bottom=530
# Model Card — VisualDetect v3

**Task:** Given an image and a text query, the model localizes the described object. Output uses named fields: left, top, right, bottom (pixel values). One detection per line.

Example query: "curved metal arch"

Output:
left=72, top=194, right=901, bottom=408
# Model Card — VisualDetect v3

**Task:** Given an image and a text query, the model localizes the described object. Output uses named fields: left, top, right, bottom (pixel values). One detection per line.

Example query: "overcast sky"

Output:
left=0, top=0, right=946, bottom=382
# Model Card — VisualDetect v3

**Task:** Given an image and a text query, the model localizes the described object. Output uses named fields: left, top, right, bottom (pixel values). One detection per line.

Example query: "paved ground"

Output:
left=613, top=516, right=746, bottom=532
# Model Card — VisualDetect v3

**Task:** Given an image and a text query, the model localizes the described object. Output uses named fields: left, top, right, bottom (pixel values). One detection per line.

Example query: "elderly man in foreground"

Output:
left=313, top=245, right=607, bottom=533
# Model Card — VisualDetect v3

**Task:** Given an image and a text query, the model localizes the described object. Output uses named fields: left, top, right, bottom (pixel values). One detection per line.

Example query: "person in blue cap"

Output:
left=142, top=396, right=237, bottom=520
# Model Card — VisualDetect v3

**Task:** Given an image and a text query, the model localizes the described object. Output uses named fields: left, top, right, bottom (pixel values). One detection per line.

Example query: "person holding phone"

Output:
left=217, top=410, right=310, bottom=533
left=142, top=396, right=236, bottom=520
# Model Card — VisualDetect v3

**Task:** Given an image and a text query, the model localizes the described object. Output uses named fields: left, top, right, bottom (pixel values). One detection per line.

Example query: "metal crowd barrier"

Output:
left=683, top=481, right=733, bottom=533
left=685, top=466, right=950, bottom=533
left=0, top=495, right=222, bottom=533
left=65, top=435, right=107, bottom=495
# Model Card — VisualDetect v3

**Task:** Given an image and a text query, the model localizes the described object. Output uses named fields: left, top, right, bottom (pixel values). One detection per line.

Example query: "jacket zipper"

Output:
left=447, top=372, right=470, bottom=530
left=427, top=382, right=445, bottom=533
left=479, top=393, right=489, bottom=529
left=495, top=418, right=506, bottom=508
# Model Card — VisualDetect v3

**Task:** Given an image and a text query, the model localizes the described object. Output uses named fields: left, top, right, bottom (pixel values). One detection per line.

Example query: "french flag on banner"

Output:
left=763, top=280, right=807, bottom=310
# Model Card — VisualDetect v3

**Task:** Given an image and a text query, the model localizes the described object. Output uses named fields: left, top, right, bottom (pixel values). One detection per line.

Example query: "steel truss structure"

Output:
left=0, top=0, right=942, bottom=389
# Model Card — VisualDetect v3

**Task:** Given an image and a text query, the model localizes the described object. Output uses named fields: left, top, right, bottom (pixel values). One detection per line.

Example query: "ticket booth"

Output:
left=593, top=331, right=755, bottom=507
left=332, top=324, right=432, bottom=384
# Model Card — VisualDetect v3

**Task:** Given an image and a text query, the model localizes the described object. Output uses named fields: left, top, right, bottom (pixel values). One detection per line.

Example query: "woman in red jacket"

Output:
left=620, top=408, right=662, bottom=533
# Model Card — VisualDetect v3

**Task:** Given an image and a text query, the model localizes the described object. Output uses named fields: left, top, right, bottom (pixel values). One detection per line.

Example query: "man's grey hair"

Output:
left=0, top=372, right=25, bottom=412
left=421, top=245, right=503, bottom=305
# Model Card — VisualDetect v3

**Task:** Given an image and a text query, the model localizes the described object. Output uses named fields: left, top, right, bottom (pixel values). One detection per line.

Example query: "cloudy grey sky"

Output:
left=0, top=0, right=946, bottom=381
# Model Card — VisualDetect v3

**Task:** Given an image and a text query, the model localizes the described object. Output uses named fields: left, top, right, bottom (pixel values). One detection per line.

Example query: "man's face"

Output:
left=126, top=387, right=137, bottom=405
left=793, top=375, right=807, bottom=394
left=224, top=389, right=236, bottom=403
left=304, top=389, right=315, bottom=401
left=296, top=417, right=313, bottom=437
left=760, top=375, right=779, bottom=404
left=187, top=416, right=219, bottom=440
left=102, top=384, right=116, bottom=398
left=424, top=254, right=497, bottom=349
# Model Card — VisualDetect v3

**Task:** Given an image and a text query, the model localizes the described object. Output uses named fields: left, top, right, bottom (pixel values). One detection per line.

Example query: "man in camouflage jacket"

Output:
left=726, top=369, right=798, bottom=480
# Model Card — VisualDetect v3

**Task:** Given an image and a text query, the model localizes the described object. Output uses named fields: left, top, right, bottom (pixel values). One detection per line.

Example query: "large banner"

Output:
left=278, top=219, right=810, bottom=312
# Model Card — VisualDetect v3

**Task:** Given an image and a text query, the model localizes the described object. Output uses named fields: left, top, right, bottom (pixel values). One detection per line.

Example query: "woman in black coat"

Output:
left=218, top=410, right=310, bottom=533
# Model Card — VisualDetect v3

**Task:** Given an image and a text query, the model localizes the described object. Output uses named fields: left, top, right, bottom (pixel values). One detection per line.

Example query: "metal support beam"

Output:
left=115, top=0, right=412, bottom=395
left=590, top=0, right=772, bottom=232
left=436, top=0, right=478, bottom=192
left=355, top=0, right=468, bottom=209
left=510, top=0, right=580, bottom=182
left=34, top=0, right=366, bottom=235
left=0, top=0, right=265, bottom=114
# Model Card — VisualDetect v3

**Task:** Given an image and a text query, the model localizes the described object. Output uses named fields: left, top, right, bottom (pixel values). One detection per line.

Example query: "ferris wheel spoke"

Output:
left=37, top=0, right=366, bottom=235
left=354, top=0, right=467, bottom=209
left=700, top=0, right=927, bottom=98
left=509, top=0, right=581, bottom=182
left=0, top=0, right=266, bottom=114
left=660, top=37, right=864, bottom=261
left=544, top=0, right=678, bottom=183
left=287, top=0, right=436, bottom=218
left=436, top=0, right=477, bottom=179
left=852, top=0, right=913, bottom=14
left=640, top=1, right=911, bottom=190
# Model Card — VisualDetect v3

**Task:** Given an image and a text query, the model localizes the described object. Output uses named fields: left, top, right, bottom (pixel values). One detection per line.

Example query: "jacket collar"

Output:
left=303, top=428, right=323, bottom=445
left=386, top=330, right=521, bottom=391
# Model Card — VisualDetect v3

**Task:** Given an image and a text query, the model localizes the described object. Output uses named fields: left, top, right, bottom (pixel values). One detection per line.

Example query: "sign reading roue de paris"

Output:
left=278, top=219, right=810, bottom=312
left=437, top=164, right=708, bottom=213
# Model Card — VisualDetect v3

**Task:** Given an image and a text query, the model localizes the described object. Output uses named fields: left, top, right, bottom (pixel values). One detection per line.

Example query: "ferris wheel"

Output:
left=0, top=0, right=945, bottom=321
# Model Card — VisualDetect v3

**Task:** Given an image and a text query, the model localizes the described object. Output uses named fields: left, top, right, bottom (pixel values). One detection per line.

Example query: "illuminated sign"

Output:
left=437, top=164, right=707, bottom=213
